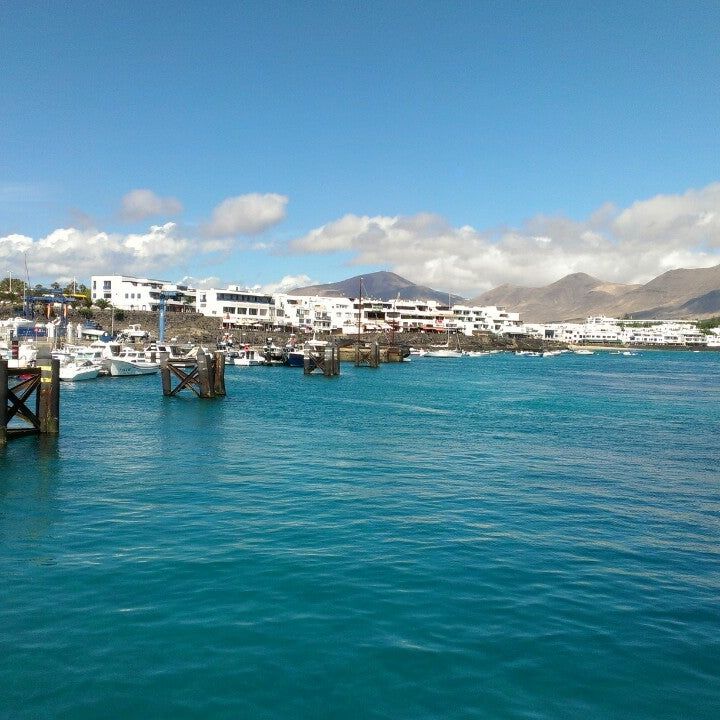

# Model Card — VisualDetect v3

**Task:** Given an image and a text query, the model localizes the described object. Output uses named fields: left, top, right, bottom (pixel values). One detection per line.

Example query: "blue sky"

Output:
left=1, top=0, right=719, bottom=296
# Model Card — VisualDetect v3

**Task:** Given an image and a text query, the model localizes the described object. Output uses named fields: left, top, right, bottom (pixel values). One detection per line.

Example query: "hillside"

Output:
left=470, top=264, right=720, bottom=322
left=291, top=271, right=465, bottom=304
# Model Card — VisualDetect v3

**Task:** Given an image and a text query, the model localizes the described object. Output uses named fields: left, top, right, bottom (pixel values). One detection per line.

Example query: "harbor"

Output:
left=2, top=349, right=719, bottom=719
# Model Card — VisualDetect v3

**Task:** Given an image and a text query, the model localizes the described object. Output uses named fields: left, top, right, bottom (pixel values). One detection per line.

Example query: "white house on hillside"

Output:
left=90, top=275, right=196, bottom=311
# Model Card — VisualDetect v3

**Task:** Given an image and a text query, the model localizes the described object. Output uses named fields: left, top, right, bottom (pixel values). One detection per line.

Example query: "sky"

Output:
left=1, top=0, right=720, bottom=298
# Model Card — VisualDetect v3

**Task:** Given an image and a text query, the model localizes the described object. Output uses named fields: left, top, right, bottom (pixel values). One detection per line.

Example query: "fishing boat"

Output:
left=106, top=350, right=160, bottom=376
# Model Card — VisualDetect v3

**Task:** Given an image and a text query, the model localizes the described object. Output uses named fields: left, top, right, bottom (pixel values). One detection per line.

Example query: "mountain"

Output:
left=289, top=265, right=720, bottom=322
left=290, top=271, right=465, bottom=304
left=471, top=264, right=720, bottom=322
left=471, top=273, right=639, bottom=322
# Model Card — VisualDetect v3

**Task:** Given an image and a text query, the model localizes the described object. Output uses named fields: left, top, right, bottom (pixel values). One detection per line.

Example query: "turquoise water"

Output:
left=2, top=351, right=719, bottom=719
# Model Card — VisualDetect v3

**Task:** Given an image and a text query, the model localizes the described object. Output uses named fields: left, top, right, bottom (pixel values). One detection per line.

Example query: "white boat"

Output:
left=574, top=349, right=595, bottom=355
left=425, top=348, right=464, bottom=358
left=107, top=350, right=160, bottom=376
left=232, top=348, right=263, bottom=367
left=59, top=359, right=102, bottom=382
left=144, top=343, right=197, bottom=366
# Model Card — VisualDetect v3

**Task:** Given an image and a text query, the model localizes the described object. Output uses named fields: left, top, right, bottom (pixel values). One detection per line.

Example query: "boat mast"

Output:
left=356, top=277, right=363, bottom=357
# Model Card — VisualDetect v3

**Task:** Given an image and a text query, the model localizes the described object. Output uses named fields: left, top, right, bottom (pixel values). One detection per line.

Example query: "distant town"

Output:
left=2, top=273, right=716, bottom=349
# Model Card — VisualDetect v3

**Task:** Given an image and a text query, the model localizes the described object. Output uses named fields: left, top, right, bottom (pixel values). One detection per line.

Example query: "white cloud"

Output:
left=1, top=223, right=192, bottom=283
left=179, top=275, right=222, bottom=290
left=259, top=274, right=315, bottom=294
left=204, top=193, right=288, bottom=237
left=120, top=189, right=183, bottom=221
left=289, top=183, right=720, bottom=296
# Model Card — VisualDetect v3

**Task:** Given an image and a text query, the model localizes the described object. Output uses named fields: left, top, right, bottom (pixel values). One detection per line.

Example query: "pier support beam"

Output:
left=0, top=360, right=7, bottom=447
left=355, top=341, right=380, bottom=368
left=304, top=343, right=340, bottom=376
left=161, top=352, right=227, bottom=398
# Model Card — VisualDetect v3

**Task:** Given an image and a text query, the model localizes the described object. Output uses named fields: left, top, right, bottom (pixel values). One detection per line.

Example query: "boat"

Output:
left=107, top=350, right=160, bottom=376
left=231, top=348, right=263, bottom=367
left=574, top=349, right=594, bottom=355
left=261, top=339, right=286, bottom=365
left=143, top=343, right=197, bottom=366
left=425, top=327, right=464, bottom=357
left=425, top=348, right=464, bottom=358
left=285, top=336, right=329, bottom=367
left=59, top=359, right=102, bottom=382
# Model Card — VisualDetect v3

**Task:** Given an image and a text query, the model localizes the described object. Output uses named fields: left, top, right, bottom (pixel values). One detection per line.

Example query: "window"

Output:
left=103, top=280, right=111, bottom=289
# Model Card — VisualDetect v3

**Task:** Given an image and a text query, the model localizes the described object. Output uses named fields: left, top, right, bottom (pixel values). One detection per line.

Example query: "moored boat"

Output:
left=59, top=359, right=102, bottom=381
left=107, top=350, right=160, bottom=376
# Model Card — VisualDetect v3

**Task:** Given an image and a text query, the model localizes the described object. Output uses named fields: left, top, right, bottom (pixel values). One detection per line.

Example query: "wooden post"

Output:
left=213, top=352, right=226, bottom=396
left=0, top=359, right=8, bottom=447
left=196, top=352, right=212, bottom=398
left=323, top=344, right=340, bottom=376
left=37, top=358, right=60, bottom=435
left=160, top=356, right=172, bottom=396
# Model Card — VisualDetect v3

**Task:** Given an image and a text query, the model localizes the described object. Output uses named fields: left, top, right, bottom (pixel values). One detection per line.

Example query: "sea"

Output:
left=1, top=350, right=719, bottom=719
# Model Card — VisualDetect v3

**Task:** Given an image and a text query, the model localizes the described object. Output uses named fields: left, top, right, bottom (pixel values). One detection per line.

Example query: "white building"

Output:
left=196, top=286, right=275, bottom=328
left=90, top=275, right=196, bottom=312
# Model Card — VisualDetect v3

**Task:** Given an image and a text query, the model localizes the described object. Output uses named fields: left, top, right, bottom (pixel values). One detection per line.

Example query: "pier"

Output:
left=160, top=351, right=227, bottom=398
left=0, top=354, right=60, bottom=446
left=303, top=343, right=340, bottom=376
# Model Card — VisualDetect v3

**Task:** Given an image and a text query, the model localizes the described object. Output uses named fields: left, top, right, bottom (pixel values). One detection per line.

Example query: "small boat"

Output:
left=261, top=340, right=286, bottom=365
left=574, top=349, right=594, bottom=355
left=425, top=348, right=464, bottom=358
left=285, top=337, right=329, bottom=367
left=107, top=350, right=160, bottom=376
left=232, top=348, right=263, bottom=367
left=59, top=359, right=102, bottom=381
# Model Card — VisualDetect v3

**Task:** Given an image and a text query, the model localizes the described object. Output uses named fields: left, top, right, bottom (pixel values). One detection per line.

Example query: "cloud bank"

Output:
left=3, top=183, right=720, bottom=295
left=290, top=183, right=720, bottom=296
left=0, top=223, right=191, bottom=282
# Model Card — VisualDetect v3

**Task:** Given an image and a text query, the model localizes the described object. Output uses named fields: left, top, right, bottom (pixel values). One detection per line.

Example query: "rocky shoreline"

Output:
left=5, top=308, right=714, bottom=352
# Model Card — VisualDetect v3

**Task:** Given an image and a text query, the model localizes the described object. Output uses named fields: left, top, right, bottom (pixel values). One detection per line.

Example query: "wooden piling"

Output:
left=37, top=358, right=60, bottom=435
left=0, top=359, right=8, bottom=447
left=213, top=352, right=226, bottom=396
left=196, top=352, right=212, bottom=398
left=160, top=357, right=172, bottom=396
left=304, top=343, right=340, bottom=376
left=354, top=341, right=380, bottom=368
left=161, top=351, right=226, bottom=398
